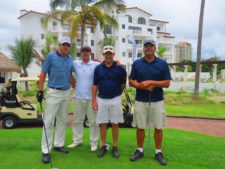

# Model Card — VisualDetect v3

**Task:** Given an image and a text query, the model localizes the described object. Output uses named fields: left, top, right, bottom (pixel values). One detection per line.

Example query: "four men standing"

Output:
left=37, top=38, right=170, bottom=165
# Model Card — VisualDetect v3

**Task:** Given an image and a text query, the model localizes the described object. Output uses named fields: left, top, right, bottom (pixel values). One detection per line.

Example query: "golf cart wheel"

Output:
left=2, top=116, right=17, bottom=129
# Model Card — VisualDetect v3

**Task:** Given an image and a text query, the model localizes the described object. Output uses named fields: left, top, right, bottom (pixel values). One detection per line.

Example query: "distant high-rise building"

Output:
left=175, top=42, right=192, bottom=62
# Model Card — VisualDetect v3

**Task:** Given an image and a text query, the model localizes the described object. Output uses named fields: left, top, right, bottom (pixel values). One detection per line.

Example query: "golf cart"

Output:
left=0, top=77, right=43, bottom=129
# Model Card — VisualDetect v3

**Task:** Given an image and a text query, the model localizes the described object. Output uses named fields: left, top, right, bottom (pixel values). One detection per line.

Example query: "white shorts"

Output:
left=96, top=96, right=124, bottom=124
left=133, top=100, right=167, bottom=129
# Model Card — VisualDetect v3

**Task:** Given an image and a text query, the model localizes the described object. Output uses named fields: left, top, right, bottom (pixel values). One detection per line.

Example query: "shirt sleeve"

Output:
left=162, top=62, right=172, bottom=80
left=41, top=53, right=51, bottom=73
left=129, top=62, right=137, bottom=80
left=120, top=66, right=127, bottom=84
left=93, top=66, right=99, bottom=86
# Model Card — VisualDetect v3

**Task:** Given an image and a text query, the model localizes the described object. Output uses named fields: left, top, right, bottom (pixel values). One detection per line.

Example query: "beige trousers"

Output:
left=41, top=88, right=70, bottom=154
left=72, top=99, right=99, bottom=147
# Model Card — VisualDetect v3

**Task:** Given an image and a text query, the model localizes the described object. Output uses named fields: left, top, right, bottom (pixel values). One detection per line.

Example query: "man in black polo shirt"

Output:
left=129, top=39, right=171, bottom=165
left=92, top=45, right=127, bottom=158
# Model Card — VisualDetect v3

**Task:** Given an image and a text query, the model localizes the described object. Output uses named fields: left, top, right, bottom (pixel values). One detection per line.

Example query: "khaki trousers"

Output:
left=41, top=88, right=70, bottom=154
left=72, top=99, right=99, bottom=147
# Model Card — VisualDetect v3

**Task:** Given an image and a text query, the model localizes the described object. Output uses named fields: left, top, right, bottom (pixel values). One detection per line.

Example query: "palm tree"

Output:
left=156, top=46, right=167, bottom=59
left=48, top=0, right=125, bottom=47
left=41, top=31, right=58, bottom=57
left=194, top=0, right=205, bottom=99
left=9, top=38, right=36, bottom=91
left=98, top=37, right=116, bottom=49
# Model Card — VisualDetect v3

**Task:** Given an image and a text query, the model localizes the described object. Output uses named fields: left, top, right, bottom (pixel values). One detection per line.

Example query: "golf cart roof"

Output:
left=11, top=77, right=40, bottom=82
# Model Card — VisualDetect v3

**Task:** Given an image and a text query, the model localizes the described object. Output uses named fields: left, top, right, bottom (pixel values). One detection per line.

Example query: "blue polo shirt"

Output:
left=42, top=51, right=73, bottom=90
left=129, top=57, right=171, bottom=102
left=93, top=62, right=127, bottom=99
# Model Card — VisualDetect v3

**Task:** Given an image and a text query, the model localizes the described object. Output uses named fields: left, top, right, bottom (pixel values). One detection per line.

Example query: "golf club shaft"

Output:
left=148, top=91, right=152, bottom=169
left=40, top=102, right=53, bottom=169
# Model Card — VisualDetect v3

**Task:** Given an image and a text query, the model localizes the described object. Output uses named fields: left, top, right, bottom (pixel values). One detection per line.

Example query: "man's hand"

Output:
left=36, top=91, right=43, bottom=103
left=92, top=100, right=98, bottom=111
left=146, top=86, right=155, bottom=91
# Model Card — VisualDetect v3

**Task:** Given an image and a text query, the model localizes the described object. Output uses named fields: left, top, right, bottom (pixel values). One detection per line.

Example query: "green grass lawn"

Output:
left=0, top=128, right=225, bottom=169
left=22, top=90, right=225, bottom=118
left=166, top=104, right=225, bottom=118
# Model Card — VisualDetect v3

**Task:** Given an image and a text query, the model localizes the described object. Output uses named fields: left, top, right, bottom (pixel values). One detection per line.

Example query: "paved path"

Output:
left=67, top=114, right=225, bottom=138
left=1, top=114, right=225, bottom=138
left=167, top=116, right=225, bottom=138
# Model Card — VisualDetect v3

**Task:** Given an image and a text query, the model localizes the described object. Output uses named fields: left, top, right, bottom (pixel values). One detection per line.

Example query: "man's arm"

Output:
left=92, top=85, right=98, bottom=111
left=70, top=75, right=76, bottom=88
left=139, top=80, right=170, bottom=89
left=129, top=79, right=140, bottom=89
left=37, top=72, right=46, bottom=91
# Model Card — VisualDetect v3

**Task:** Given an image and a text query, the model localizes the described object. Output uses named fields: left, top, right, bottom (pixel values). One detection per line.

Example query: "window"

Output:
left=91, top=53, right=94, bottom=59
left=128, top=26, right=142, bottom=31
left=157, top=26, right=160, bottom=31
left=137, top=53, right=142, bottom=58
left=135, top=40, right=142, bottom=45
left=122, top=52, right=126, bottom=57
left=122, top=38, right=125, bottom=43
left=128, top=15, right=132, bottom=23
left=105, top=25, right=112, bottom=34
left=62, top=24, right=70, bottom=31
left=41, top=34, right=44, bottom=39
left=90, top=27, right=94, bottom=33
left=128, top=53, right=132, bottom=58
left=138, top=17, right=146, bottom=25
left=91, top=40, right=94, bottom=46
left=122, top=24, right=125, bottom=29
left=148, top=28, right=153, bottom=34
left=52, top=21, right=57, bottom=30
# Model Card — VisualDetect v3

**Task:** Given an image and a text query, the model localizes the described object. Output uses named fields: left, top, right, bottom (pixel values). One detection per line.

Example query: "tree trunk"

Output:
left=23, top=69, right=29, bottom=91
left=80, top=25, right=85, bottom=47
left=194, top=0, right=205, bottom=99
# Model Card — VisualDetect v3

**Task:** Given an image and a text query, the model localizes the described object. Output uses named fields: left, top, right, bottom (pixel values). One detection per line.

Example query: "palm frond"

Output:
left=70, top=14, right=83, bottom=39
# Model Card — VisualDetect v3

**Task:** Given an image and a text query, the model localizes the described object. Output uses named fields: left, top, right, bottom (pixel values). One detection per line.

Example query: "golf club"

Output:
left=40, top=102, right=58, bottom=169
left=147, top=91, right=152, bottom=169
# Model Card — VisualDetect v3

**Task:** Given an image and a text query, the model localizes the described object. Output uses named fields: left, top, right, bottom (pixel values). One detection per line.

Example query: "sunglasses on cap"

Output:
left=104, top=47, right=113, bottom=50
left=81, top=48, right=91, bottom=52
left=62, top=43, right=71, bottom=47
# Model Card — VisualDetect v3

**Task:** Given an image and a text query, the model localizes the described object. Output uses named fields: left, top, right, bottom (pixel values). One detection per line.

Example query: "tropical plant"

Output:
left=98, top=37, right=116, bottom=49
left=46, top=0, right=125, bottom=47
left=194, top=0, right=205, bottom=99
left=9, top=38, right=36, bottom=91
left=156, top=46, right=167, bottom=58
left=41, top=31, right=58, bottom=57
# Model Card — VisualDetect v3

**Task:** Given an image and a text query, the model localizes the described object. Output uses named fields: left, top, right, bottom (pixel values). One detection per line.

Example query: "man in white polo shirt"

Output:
left=67, top=45, right=100, bottom=151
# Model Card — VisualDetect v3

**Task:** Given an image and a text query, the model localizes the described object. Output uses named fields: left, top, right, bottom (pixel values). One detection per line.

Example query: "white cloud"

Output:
left=1, top=0, right=225, bottom=60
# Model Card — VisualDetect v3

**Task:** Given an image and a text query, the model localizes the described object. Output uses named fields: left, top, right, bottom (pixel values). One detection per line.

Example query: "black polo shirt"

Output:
left=93, top=62, right=127, bottom=99
left=129, top=57, right=171, bottom=102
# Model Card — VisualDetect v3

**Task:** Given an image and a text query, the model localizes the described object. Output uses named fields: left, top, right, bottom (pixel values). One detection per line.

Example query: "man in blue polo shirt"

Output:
left=129, top=39, right=171, bottom=165
left=36, top=37, right=75, bottom=164
left=92, top=45, right=127, bottom=158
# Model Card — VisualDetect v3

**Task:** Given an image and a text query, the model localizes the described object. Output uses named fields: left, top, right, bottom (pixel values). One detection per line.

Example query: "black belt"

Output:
left=49, top=87, right=66, bottom=90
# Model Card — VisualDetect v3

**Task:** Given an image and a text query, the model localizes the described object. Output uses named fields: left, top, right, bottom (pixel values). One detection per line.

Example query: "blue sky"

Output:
left=0, top=0, right=225, bottom=60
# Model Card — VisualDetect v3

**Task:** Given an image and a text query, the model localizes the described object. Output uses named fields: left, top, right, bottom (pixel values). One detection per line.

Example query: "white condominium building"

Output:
left=18, top=7, right=175, bottom=73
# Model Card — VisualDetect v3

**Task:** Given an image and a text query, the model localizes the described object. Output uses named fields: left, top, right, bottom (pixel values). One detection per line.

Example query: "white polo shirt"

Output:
left=73, top=59, right=100, bottom=100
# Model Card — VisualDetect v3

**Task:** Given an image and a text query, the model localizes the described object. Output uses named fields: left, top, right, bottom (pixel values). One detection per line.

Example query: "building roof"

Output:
left=126, top=7, right=152, bottom=16
left=149, top=19, right=169, bottom=23
left=0, top=52, right=21, bottom=73
left=17, top=10, right=48, bottom=19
